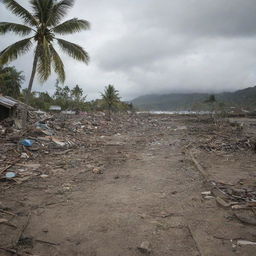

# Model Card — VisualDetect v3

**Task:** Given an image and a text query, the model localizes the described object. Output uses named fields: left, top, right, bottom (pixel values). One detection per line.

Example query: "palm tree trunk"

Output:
left=108, top=104, right=111, bottom=121
left=22, top=50, right=38, bottom=127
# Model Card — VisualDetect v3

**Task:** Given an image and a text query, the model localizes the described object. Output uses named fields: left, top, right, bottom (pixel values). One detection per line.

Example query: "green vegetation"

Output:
left=0, top=0, right=90, bottom=107
left=101, top=85, right=120, bottom=119
left=53, top=81, right=88, bottom=111
left=0, top=65, right=24, bottom=98
left=0, top=71, right=133, bottom=113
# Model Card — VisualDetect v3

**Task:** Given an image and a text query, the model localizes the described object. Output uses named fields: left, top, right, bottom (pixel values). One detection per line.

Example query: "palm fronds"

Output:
left=0, top=22, right=33, bottom=36
left=57, top=38, right=89, bottom=63
left=3, top=0, right=38, bottom=26
left=30, top=0, right=54, bottom=24
left=46, top=0, right=75, bottom=26
left=49, top=44, right=65, bottom=83
left=0, top=37, right=33, bottom=65
left=52, top=18, right=90, bottom=35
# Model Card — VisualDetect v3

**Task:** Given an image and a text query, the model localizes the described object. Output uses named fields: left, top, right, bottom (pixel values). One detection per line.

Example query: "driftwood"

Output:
left=186, top=225, right=202, bottom=256
left=189, top=150, right=209, bottom=180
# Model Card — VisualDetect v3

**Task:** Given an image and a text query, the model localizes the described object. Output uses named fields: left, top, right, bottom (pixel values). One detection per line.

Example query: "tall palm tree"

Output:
left=0, top=0, right=90, bottom=107
left=101, top=84, right=120, bottom=120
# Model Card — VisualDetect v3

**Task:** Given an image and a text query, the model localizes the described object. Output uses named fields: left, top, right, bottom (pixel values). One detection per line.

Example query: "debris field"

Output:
left=0, top=113, right=256, bottom=256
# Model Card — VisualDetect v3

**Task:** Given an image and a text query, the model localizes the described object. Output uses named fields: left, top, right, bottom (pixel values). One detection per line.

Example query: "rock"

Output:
left=138, top=241, right=151, bottom=254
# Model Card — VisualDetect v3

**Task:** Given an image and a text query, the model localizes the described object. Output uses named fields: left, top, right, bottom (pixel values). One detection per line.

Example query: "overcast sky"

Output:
left=1, top=0, right=256, bottom=100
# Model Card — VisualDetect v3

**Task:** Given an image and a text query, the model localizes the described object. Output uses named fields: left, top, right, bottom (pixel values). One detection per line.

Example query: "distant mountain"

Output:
left=131, top=86, right=256, bottom=111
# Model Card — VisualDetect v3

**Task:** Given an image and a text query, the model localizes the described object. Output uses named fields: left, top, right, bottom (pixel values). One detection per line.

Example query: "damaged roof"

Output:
left=0, top=95, right=18, bottom=109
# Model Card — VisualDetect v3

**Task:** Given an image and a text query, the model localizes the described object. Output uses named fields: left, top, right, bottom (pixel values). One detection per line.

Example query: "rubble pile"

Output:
left=0, top=112, right=141, bottom=185
left=187, top=118, right=256, bottom=153
left=198, top=135, right=255, bottom=152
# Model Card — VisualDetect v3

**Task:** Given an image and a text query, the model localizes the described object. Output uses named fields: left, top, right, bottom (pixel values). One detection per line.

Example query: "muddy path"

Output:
left=0, top=115, right=255, bottom=255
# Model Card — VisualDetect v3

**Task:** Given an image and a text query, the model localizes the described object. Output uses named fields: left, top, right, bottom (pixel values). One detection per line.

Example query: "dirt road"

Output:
left=0, top=115, right=255, bottom=255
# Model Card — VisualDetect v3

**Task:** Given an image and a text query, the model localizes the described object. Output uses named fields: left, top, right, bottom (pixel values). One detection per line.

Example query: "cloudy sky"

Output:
left=1, top=0, right=256, bottom=100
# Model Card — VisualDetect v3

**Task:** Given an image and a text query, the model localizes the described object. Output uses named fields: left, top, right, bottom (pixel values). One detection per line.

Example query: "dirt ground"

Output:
left=0, top=114, right=256, bottom=256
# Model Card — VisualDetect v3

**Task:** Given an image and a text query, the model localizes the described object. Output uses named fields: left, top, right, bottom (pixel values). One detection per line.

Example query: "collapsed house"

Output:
left=0, top=95, right=17, bottom=121
left=0, top=95, right=37, bottom=125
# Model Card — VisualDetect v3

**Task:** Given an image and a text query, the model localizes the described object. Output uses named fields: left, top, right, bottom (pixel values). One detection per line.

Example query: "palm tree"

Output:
left=101, top=84, right=120, bottom=120
left=0, top=66, right=9, bottom=81
left=71, top=84, right=82, bottom=99
left=0, top=0, right=90, bottom=118
left=204, top=94, right=217, bottom=120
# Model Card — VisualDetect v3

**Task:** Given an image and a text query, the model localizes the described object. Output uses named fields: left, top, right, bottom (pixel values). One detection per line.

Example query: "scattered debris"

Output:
left=5, top=172, right=16, bottom=179
left=216, top=197, right=233, bottom=208
left=137, top=241, right=151, bottom=254
left=201, top=191, right=211, bottom=196
left=20, top=139, right=34, bottom=147
left=234, top=212, right=256, bottom=226
left=13, top=213, right=31, bottom=248
left=0, top=218, right=17, bottom=228
left=0, top=218, right=8, bottom=224
left=92, top=167, right=103, bottom=174
left=236, top=240, right=256, bottom=246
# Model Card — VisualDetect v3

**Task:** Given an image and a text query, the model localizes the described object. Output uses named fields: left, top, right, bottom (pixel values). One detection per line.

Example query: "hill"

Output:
left=131, top=86, right=256, bottom=111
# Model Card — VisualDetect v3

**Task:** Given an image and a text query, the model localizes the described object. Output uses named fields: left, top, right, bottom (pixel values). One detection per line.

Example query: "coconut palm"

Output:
left=0, top=0, right=90, bottom=107
left=101, top=84, right=120, bottom=120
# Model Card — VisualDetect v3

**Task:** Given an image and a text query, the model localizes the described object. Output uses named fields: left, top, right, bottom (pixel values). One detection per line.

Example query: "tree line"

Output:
left=0, top=65, right=133, bottom=114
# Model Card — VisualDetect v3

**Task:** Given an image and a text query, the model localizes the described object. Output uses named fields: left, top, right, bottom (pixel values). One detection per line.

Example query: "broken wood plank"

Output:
left=189, top=150, right=209, bottom=180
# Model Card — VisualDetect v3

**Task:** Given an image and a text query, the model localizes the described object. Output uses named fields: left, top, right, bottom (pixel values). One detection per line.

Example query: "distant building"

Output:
left=61, top=110, right=76, bottom=115
left=49, top=105, right=61, bottom=112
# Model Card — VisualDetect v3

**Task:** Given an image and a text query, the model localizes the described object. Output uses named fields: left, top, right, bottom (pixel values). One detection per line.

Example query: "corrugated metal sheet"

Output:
left=0, top=96, right=17, bottom=109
